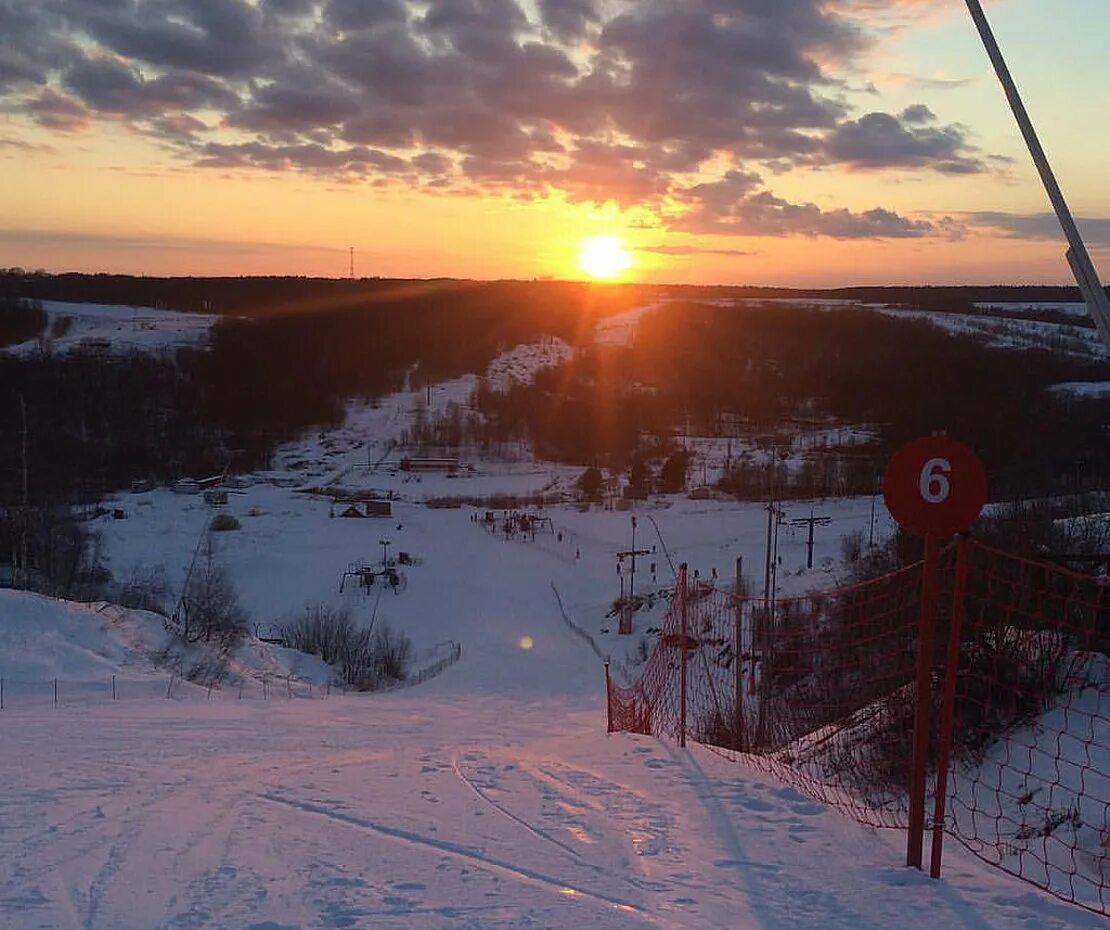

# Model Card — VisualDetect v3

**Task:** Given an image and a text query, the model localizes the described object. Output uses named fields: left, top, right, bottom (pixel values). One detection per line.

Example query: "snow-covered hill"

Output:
left=0, top=299, right=1105, bottom=928
left=0, top=588, right=331, bottom=705
left=4, top=300, right=215, bottom=356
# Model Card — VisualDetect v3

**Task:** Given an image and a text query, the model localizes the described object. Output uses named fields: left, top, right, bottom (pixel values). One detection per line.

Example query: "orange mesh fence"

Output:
left=938, top=541, right=1108, bottom=915
left=607, top=542, right=1108, bottom=916
left=608, top=562, right=926, bottom=828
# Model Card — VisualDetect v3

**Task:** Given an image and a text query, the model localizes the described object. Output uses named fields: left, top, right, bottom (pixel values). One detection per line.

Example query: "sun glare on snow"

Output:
left=578, top=235, right=633, bottom=280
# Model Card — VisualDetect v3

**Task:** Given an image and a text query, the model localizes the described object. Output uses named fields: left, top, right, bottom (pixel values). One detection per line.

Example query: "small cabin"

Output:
left=400, top=456, right=460, bottom=473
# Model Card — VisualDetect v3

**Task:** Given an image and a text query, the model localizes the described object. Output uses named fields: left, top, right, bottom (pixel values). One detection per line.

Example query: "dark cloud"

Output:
left=537, top=0, right=601, bottom=42
left=820, top=111, right=984, bottom=173
left=62, top=55, right=238, bottom=117
left=67, top=0, right=277, bottom=78
left=0, top=0, right=1002, bottom=241
left=22, top=88, right=89, bottom=132
left=323, top=0, right=407, bottom=33
left=675, top=171, right=936, bottom=239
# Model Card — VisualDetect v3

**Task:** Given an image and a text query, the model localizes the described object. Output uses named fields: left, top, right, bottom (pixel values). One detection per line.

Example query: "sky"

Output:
left=0, top=0, right=1108, bottom=286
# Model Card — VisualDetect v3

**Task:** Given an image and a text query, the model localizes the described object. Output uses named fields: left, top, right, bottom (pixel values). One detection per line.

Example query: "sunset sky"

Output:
left=1, top=0, right=1108, bottom=286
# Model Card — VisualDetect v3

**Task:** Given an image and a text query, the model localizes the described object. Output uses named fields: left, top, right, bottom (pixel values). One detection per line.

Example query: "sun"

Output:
left=578, top=235, right=633, bottom=280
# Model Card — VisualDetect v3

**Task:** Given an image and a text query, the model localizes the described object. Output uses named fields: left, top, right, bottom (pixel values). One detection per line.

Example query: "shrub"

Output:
left=115, top=562, right=170, bottom=614
left=180, top=538, right=249, bottom=644
left=50, top=315, right=73, bottom=339
left=280, top=604, right=413, bottom=690
left=209, top=513, right=241, bottom=531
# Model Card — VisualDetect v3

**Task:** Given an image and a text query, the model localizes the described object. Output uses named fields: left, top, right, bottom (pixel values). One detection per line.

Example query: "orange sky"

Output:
left=1, top=0, right=1108, bottom=286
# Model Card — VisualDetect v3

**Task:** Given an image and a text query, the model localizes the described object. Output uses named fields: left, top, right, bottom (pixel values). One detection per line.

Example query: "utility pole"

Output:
left=616, top=515, right=651, bottom=634
left=869, top=475, right=879, bottom=548
left=349, top=246, right=355, bottom=280
left=964, top=0, right=1110, bottom=350
left=790, top=510, right=832, bottom=570
left=16, top=394, right=28, bottom=589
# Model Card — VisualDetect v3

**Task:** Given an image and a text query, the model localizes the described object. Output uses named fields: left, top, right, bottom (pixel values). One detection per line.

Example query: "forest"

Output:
left=0, top=282, right=1107, bottom=511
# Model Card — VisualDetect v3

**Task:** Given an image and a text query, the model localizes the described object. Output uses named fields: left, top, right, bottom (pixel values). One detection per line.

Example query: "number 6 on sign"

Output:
left=919, top=458, right=952, bottom=504
left=885, top=438, right=987, bottom=537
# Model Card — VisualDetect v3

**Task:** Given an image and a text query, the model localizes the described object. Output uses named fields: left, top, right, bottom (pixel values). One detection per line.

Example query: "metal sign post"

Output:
left=964, top=0, right=1110, bottom=350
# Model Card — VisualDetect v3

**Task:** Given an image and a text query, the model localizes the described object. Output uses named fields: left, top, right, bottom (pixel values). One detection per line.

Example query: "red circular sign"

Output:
left=883, top=436, right=988, bottom=537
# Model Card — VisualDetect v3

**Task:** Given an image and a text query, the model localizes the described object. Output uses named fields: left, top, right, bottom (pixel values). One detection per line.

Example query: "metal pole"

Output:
left=907, top=536, right=942, bottom=869
left=605, top=661, right=613, bottom=733
left=964, top=0, right=1110, bottom=349
left=629, top=516, right=637, bottom=610
left=869, top=477, right=878, bottom=548
left=679, top=562, right=688, bottom=749
left=931, top=535, right=971, bottom=879
left=734, top=556, right=744, bottom=750
left=807, top=512, right=816, bottom=570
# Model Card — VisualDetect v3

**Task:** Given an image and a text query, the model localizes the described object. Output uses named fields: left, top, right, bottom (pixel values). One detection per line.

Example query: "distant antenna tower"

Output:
left=349, top=246, right=355, bottom=280
left=965, top=0, right=1110, bottom=351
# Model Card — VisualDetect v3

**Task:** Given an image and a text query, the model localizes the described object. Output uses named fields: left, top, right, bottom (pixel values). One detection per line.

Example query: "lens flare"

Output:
left=578, top=235, right=633, bottom=280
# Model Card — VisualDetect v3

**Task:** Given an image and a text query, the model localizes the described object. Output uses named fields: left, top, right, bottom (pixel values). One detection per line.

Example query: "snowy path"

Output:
left=1, top=684, right=1100, bottom=929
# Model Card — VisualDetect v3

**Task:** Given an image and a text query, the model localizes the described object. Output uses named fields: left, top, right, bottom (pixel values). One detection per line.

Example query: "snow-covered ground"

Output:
left=719, top=296, right=1108, bottom=360
left=1, top=299, right=1105, bottom=928
left=5, top=301, right=215, bottom=356
left=975, top=302, right=1090, bottom=319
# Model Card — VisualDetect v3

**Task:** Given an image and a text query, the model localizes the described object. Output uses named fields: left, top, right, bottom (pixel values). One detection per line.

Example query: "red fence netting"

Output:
left=607, top=541, right=1108, bottom=915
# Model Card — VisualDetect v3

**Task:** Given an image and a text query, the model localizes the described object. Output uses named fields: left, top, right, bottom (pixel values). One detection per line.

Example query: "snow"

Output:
left=5, top=300, right=215, bottom=356
left=0, top=300, right=1104, bottom=928
left=716, top=297, right=1109, bottom=359
left=0, top=588, right=334, bottom=705
left=1050, top=382, right=1110, bottom=399
left=975, top=302, right=1091, bottom=319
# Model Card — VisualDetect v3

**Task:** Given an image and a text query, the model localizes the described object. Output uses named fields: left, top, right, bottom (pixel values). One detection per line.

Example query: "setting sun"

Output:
left=578, top=235, right=634, bottom=280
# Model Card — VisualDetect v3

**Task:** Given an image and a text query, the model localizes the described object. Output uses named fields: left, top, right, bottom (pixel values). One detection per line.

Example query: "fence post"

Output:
left=604, top=661, right=613, bottom=733
left=112, top=675, right=116, bottom=701
left=734, top=556, right=744, bottom=750
left=907, top=536, right=942, bottom=869
left=931, top=534, right=970, bottom=879
left=679, top=562, right=688, bottom=749
left=1, top=677, right=4, bottom=711
left=54, top=678, right=58, bottom=706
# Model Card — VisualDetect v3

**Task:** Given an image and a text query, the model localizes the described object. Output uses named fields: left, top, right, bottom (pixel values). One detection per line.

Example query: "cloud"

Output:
left=819, top=110, right=984, bottom=173
left=967, top=212, right=1110, bottom=247
left=641, top=244, right=757, bottom=258
left=674, top=170, right=938, bottom=239
left=22, top=88, right=90, bottom=132
left=0, top=0, right=1003, bottom=241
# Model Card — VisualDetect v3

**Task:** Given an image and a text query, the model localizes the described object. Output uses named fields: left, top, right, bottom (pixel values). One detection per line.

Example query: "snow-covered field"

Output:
left=721, top=296, right=1108, bottom=359
left=0, top=300, right=1105, bottom=928
left=5, top=300, right=215, bottom=356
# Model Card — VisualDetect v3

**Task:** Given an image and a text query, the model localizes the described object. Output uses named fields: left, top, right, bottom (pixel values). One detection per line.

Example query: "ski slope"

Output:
left=0, top=304, right=1103, bottom=929
left=1, top=497, right=1101, bottom=929
left=2, top=602, right=1100, bottom=929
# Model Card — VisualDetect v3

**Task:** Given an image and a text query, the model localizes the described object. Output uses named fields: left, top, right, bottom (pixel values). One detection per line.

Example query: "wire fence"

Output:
left=0, top=639, right=463, bottom=709
left=607, top=541, right=1109, bottom=916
